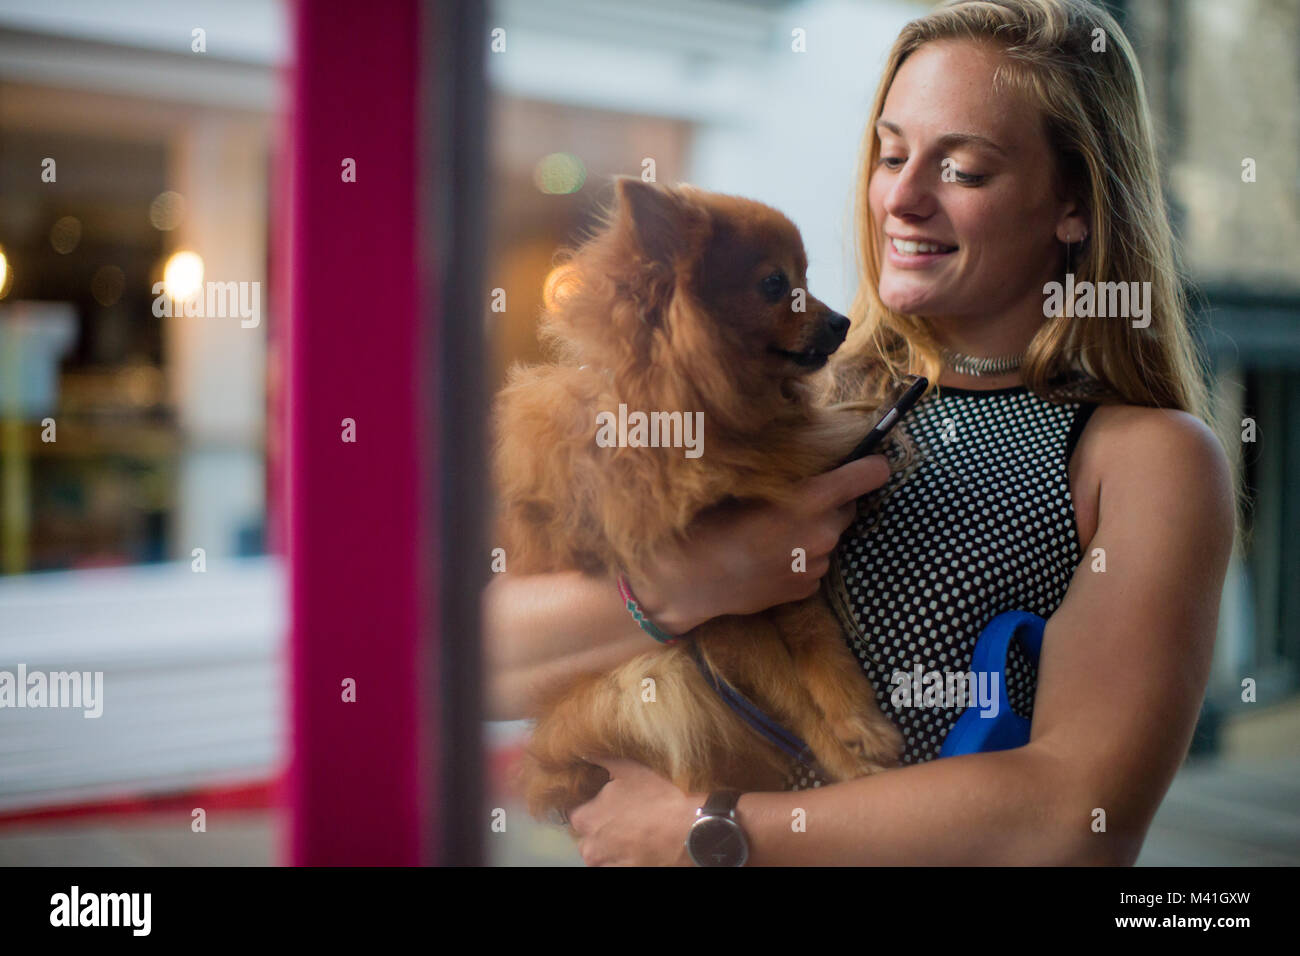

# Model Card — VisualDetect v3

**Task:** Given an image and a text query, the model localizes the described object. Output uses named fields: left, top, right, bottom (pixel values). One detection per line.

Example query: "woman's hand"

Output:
left=568, top=756, right=705, bottom=866
left=633, top=455, right=891, bottom=634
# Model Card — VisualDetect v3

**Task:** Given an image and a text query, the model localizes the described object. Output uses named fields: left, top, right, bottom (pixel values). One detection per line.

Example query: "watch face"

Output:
left=688, top=816, right=748, bottom=867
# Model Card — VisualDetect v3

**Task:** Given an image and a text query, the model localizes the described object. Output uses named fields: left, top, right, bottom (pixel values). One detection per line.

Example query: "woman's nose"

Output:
left=882, top=161, right=936, bottom=221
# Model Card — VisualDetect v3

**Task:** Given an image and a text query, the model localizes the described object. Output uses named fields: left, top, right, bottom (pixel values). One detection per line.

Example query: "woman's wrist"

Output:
left=616, top=573, right=682, bottom=644
left=624, top=572, right=707, bottom=636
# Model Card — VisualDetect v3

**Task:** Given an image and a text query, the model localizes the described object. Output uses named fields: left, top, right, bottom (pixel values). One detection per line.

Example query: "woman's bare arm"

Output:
left=483, top=455, right=893, bottom=721
left=482, top=571, right=659, bottom=721
left=692, top=407, right=1234, bottom=865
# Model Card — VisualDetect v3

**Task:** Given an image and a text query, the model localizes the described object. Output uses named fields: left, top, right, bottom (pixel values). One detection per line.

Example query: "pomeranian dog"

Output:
left=494, top=178, right=903, bottom=824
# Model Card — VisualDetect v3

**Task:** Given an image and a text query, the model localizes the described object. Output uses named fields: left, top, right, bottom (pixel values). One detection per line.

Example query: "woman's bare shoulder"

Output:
left=1082, top=402, right=1228, bottom=469
left=1067, top=399, right=1233, bottom=551
left=1073, top=402, right=1234, bottom=543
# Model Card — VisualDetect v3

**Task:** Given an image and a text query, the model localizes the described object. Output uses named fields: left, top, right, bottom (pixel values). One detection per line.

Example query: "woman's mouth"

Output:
left=886, top=236, right=958, bottom=268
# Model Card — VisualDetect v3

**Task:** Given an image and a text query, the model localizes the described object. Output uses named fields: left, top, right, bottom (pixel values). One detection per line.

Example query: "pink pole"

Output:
left=286, top=0, right=429, bottom=865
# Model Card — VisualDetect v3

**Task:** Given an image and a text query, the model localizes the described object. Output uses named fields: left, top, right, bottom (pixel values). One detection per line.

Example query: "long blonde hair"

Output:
left=831, top=0, right=1244, bottom=529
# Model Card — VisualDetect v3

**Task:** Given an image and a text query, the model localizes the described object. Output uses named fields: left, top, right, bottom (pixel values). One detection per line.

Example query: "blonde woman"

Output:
left=484, top=0, right=1237, bottom=865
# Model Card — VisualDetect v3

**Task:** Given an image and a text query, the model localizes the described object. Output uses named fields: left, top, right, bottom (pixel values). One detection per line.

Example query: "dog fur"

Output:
left=493, top=178, right=903, bottom=824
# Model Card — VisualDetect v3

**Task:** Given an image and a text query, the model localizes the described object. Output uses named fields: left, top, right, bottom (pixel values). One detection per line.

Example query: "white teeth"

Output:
left=891, top=238, right=952, bottom=255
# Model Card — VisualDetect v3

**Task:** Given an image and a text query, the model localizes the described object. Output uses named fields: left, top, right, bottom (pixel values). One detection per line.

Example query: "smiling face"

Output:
left=868, top=39, right=1085, bottom=325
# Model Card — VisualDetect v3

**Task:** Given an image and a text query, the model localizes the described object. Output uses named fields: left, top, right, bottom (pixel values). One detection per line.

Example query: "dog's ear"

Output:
left=615, top=178, right=699, bottom=264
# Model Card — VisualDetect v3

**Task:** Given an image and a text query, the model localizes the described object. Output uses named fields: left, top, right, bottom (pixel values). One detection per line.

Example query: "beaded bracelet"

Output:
left=616, top=573, right=680, bottom=645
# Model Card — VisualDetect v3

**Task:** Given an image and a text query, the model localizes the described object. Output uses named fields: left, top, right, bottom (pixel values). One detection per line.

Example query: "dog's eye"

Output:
left=759, top=272, right=789, bottom=303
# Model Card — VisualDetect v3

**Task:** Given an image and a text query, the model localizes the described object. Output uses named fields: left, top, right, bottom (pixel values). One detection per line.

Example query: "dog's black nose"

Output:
left=824, top=311, right=850, bottom=340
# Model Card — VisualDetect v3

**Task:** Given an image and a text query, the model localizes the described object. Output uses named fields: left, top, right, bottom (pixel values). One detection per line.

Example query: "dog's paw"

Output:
left=828, top=711, right=904, bottom=774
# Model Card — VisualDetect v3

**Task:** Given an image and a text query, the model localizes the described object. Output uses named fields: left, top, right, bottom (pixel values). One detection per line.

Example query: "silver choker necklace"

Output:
left=939, top=347, right=1024, bottom=376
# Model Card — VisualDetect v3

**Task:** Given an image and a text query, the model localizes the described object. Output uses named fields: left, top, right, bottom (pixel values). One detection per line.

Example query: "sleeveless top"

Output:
left=787, top=383, right=1099, bottom=790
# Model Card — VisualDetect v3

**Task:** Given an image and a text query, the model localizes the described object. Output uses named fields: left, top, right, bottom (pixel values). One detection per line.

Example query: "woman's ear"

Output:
left=1054, top=201, right=1089, bottom=245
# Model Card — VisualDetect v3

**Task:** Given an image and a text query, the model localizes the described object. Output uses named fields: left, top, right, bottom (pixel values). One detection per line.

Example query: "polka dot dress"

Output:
left=786, top=383, right=1098, bottom=790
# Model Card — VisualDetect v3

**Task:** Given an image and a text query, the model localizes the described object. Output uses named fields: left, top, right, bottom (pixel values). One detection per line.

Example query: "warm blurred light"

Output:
left=149, top=191, right=186, bottom=231
left=0, top=247, right=11, bottom=300
left=123, top=363, right=164, bottom=406
left=92, top=265, right=126, bottom=307
left=50, top=216, right=83, bottom=254
left=542, top=263, right=581, bottom=311
left=534, top=153, right=586, bottom=195
left=162, top=250, right=204, bottom=301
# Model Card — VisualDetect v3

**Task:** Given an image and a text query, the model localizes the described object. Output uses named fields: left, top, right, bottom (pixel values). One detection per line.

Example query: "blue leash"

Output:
left=938, top=610, right=1046, bottom=758
left=685, top=639, right=825, bottom=774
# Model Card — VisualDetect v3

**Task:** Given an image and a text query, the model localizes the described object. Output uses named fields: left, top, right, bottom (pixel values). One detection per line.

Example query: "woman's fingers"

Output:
left=803, top=455, right=891, bottom=512
left=833, top=499, right=857, bottom=532
left=803, top=460, right=883, bottom=561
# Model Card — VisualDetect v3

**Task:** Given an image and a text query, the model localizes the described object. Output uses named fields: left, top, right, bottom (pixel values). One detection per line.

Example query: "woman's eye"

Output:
left=943, top=160, right=986, bottom=185
left=879, top=156, right=905, bottom=170
left=760, top=272, right=789, bottom=302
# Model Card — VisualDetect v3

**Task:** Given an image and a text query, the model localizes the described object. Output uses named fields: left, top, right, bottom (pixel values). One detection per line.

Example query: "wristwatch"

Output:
left=685, top=790, right=749, bottom=866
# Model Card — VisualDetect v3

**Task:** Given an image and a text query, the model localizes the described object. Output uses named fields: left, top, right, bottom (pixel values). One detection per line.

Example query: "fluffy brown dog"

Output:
left=494, top=178, right=903, bottom=824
